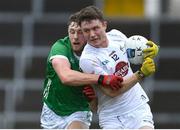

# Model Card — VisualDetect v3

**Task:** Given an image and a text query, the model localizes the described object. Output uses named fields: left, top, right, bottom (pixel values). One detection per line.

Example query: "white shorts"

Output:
left=40, top=103, right=93, bottom=129
left=99, top=103, right=154, bottom=129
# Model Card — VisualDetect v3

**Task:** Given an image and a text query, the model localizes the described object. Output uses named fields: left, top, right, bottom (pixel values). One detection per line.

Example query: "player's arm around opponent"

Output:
left=52, top=57, right=122, bottom=88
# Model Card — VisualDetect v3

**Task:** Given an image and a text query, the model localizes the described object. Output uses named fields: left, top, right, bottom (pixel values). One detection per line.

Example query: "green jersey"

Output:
left=43, top=36, right=89, bottom=116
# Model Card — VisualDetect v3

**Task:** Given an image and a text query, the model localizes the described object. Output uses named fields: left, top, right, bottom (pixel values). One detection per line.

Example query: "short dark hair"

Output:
left=78, top=5, right=105, bottom=25
left=67, top=11, right=80, bottom=26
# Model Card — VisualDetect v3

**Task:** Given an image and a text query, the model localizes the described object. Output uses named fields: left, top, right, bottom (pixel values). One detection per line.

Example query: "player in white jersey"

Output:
left=78, top=6, right=159, bottom=129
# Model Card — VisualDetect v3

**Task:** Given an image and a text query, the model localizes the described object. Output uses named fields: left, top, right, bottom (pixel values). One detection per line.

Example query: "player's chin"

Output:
left=73, top=46, right=83, bottom=52
left=90, top=40, right=101, bottom=47
left=72, top=43, right=81, bottom=48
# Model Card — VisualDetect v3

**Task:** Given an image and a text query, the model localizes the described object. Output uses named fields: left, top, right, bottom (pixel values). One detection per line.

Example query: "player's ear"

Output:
left=103, top=21, right=107, bottom=30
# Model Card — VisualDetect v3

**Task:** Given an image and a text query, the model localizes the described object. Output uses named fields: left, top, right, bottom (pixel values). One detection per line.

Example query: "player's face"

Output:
left=68, top=22, right=86, bottom=56
left=80, top=19, right=107, bottom=48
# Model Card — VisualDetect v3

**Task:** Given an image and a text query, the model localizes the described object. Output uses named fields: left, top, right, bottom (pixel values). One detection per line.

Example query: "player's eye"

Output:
left=83, top=29, right=89, bottom=33
left=69, top=29, right=75, bottom=34
left=93, top=26, right=99, bottom=31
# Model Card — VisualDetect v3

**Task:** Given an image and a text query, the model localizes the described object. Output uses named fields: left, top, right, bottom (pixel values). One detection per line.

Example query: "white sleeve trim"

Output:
left=49, top=55, right=69, bottom=62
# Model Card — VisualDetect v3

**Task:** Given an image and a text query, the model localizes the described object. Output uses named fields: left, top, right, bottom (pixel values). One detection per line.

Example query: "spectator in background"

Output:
left=40, top=11, right=123, bottom=129
left=78, top=5, right=159, bottom=129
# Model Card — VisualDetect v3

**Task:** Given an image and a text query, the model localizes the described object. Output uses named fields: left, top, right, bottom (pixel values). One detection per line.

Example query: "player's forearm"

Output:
left=100, top=72, right=140, bottom=97
left=59, top=69, right=99, bottom=86
left=118, top=72, right=140, bottom=94
left=52, top=58, right=99, bottom=86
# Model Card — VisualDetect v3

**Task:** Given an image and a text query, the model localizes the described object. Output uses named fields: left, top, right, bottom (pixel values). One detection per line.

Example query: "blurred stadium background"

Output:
left=0, top=0, right=180, bottom=128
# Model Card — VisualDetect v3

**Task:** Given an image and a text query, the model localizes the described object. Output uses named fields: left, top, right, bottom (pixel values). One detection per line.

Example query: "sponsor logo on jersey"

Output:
left=114, top=61, right=129, bottom=77
left=101, top=60, right=109, bottom=65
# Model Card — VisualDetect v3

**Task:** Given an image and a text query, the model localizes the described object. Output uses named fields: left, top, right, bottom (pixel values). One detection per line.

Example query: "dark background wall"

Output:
left=0, top=0, right=180, bottom=128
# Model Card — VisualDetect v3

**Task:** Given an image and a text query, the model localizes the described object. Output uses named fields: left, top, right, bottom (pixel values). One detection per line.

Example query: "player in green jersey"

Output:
left=40, top=12, right=124, bottom=129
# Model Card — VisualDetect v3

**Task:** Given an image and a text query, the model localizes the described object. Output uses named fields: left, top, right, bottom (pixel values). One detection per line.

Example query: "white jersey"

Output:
left=80, top=29, right=149, bottom=118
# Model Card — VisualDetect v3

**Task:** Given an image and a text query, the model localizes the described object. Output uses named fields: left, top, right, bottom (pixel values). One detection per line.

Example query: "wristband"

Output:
left=97, top=75, right=104, bottom=84
left=136, top=70, right=145, bottom=80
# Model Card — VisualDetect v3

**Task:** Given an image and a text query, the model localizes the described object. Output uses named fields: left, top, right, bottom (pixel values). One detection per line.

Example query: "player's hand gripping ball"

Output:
left=126, top=35, right=149, bottom=65
left=140, top=57, right=155, bottom=77
left=143, top=41, right=159, bottom=59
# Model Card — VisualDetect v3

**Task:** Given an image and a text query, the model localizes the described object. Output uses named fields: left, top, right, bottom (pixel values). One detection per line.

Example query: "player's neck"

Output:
left=100, top=36, right=109, bottom=48
left=73, top=52, right=80, bottom=59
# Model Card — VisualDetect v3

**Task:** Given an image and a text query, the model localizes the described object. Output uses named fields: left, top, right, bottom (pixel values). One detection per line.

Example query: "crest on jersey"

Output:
left=114, top=61, right=129, bottom=77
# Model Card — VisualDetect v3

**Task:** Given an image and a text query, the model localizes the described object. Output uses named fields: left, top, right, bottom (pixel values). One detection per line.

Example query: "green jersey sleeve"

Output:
left=48, top=37, right=71, bottom=62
